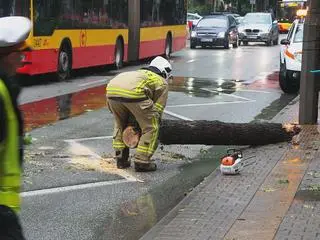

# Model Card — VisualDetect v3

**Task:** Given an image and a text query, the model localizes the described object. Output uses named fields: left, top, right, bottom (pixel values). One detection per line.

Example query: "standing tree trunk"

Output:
left=299, top=0, right=320, bottom=124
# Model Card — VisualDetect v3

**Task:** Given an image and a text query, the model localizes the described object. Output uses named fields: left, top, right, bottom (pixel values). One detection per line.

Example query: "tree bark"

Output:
left=299, top=0, right=320, bottom=124
left=159, top=120, right=300, bottom=145
left=123, top=120, right=301, bottom=148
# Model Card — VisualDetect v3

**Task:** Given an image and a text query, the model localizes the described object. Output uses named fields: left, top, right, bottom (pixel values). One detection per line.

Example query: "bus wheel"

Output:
left=165, top=34, right=172, bottom=59
left=57, top=44, right=71, bottom=81
left=115, top=39, right=124, bottom=69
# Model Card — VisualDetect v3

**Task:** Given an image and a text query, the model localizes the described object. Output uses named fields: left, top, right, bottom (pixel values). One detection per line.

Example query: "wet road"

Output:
left=20, top=38, right=297, bottom=240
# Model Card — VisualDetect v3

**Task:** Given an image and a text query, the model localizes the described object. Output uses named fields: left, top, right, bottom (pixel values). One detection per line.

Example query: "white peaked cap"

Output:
left=0, top=16, right=32, bottom=48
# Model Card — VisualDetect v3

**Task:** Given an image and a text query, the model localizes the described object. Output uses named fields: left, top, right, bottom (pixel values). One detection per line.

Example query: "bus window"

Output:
left=34, top=0, right=129, bottom=35
left=141, top=0, right=186, bottom=27
left=278, top=0, right=307, bottom=23
left=89, top=0, right=128, bottom=29
left=33, top=0, right=61, bottom=36
left=0, top=0, right=30, bottom=18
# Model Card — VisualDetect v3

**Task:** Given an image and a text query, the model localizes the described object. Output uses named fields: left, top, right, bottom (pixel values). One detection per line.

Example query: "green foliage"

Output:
left=23, top=134, right=32, bottom=145
left=188, top=0, right=257, bottom=16
left=188, top=1, right=214, bottom=15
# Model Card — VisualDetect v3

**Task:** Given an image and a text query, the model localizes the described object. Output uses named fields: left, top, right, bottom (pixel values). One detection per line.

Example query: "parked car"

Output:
left=187, top=12, right=202, bottom=30
left=238, top=12, right=279, bottom=46
left=279, top=19, right=304, bottom=93
left=190, top=14, right=239, bottom=49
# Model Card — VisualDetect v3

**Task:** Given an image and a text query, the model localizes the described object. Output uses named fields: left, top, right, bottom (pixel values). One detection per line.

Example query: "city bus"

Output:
left=277, top=0, right=307, bottom=33
left=0, top=1, right=187, bottom=81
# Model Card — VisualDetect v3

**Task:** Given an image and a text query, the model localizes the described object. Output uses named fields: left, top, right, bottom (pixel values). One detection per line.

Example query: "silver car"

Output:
left=238, top=12, right=279, bottom=46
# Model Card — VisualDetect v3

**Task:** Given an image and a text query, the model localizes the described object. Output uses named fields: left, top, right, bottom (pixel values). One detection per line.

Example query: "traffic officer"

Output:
left=106, top=56, right=172, bottom=172
left=0, top=16, right=32, bottom=239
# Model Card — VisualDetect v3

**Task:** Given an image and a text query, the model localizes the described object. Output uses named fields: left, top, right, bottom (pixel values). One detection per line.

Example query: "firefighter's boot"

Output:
left=115, top=148, right=130, bottom=169
left=134, top=158, right=157, bottom=172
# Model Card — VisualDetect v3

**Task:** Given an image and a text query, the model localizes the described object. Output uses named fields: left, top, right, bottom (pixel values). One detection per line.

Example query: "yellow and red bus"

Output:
left=277, top=0, right=307, bottom=33
left=1, top=0, right=187, bottom=81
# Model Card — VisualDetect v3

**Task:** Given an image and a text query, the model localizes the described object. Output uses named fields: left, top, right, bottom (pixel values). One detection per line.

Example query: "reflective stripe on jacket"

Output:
left=106, top=70, right=169, bottom=114
left=0, top=79, right=21, bottom=213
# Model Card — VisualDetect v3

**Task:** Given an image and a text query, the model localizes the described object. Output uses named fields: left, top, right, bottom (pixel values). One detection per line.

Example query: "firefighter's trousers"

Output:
left=108, top=98, right=160, bottom=163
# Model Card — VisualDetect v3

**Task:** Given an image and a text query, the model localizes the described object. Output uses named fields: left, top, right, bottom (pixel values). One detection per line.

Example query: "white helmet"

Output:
left=149, top=56, right=172, bottom=80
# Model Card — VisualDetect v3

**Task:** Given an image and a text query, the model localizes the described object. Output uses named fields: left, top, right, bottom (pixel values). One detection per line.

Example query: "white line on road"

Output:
left=79, top=79, right=107, bottom=87
left=167, top=100, right=255, bottom=108
left=201, top=88, right=253, bottom=101
left=163, top=110, right=193, bottom=121
left=187, top=59, right=196, bottom=63
left=236, top=89, right=271, bottom=94
left=64, top=136, right=113, bottom=142
left=21, top=179, right=133, bottom=198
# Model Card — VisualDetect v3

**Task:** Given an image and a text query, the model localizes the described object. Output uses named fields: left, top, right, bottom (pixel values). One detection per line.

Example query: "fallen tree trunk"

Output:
left=122, top=120, right=301, bottom=148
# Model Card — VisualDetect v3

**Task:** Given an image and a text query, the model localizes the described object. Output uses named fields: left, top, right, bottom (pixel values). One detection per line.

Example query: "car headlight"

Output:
left=191, top=31, right=197, bottom=37
left=218, top=32, right=225, bottom=38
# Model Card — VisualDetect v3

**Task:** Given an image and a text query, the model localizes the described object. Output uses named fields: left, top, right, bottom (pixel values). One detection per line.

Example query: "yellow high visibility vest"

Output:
left=0, top=78, right=21, bottom=213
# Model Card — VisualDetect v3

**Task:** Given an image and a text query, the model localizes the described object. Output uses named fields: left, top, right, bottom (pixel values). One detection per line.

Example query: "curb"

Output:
left=140, top=95, right=301, bottom=240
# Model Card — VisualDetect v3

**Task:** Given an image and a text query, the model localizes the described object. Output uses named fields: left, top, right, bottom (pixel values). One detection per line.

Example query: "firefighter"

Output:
left=106, top=56, right=172, bottom=172
left=0, top=16, right=32, bottom=239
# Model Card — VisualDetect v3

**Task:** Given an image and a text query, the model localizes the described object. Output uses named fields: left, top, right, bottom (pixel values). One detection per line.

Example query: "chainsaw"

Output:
left=220, top=149, right=244, bottom=175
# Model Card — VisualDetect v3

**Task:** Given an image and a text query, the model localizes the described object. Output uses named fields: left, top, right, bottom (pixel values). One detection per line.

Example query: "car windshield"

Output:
left=243, top=14, right=271, bottom=24
left=294, top=24, right=304, bottom=42
left=0, top=0, right=30, bottom=18
left=197, top=18, right=227, bottom=28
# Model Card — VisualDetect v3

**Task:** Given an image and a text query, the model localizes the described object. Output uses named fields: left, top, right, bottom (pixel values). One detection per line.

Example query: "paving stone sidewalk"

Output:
left=140, top=96, right=320, bottom=240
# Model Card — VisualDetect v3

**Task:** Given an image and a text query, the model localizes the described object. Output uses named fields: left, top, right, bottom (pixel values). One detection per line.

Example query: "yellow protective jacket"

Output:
left=106, top=69, right=169, bottom=114
left=0, top=78, right=21, bottom=213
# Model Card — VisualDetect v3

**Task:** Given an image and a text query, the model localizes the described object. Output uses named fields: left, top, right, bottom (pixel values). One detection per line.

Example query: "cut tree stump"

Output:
left=122, top=120, right=301, bottom=148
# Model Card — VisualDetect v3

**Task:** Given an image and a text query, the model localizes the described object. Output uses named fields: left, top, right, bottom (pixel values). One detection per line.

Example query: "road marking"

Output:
left=187, top=59, right=196, bottom=63
left=64, top=136, right=113, bottom=142
left=21, top=179, right=132, bottom=198
left=236, top=89, right=271, bottom=94
left=167, top=100, right=255, bottom=108
left=164, top=110, right=193, bottom=121
left=201, top=88, right=253, bottom=101
left=79, top=79, right=106, bottom=87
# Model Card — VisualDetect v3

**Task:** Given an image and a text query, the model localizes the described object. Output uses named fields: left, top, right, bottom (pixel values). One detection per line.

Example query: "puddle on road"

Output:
left=169, top=76, right=245, bottom=97
left=253, top=93, right=297, bottom=122
left=22, top=73, right=282, bottom=131
left=22, top=76, right=247, bottom=130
